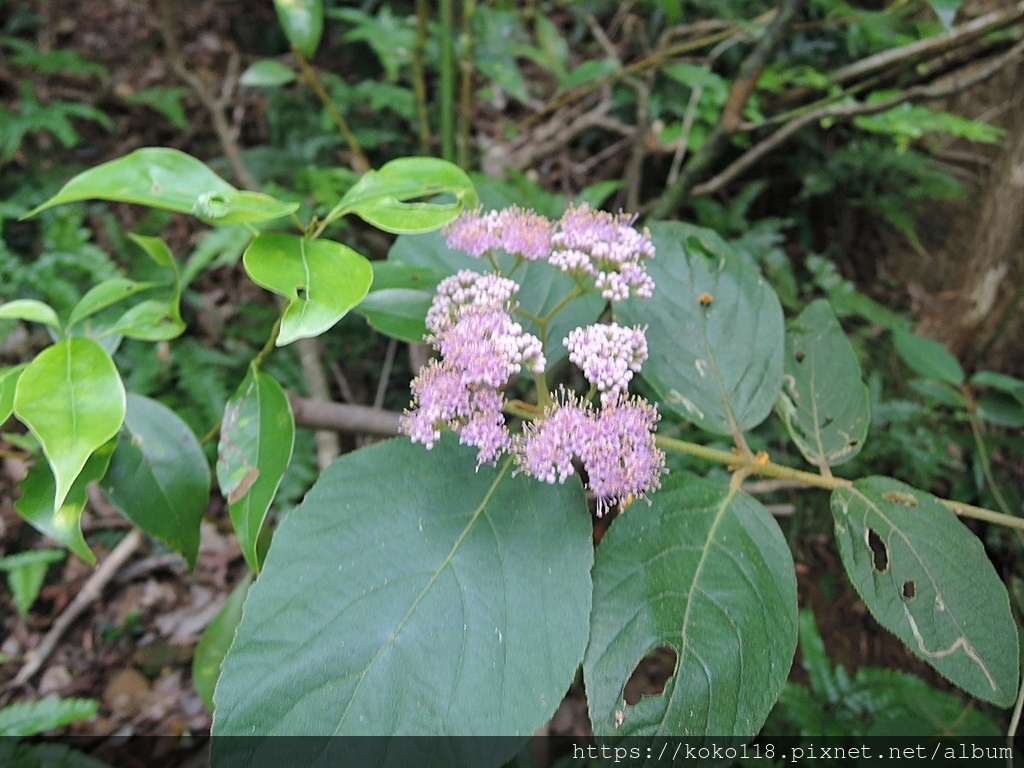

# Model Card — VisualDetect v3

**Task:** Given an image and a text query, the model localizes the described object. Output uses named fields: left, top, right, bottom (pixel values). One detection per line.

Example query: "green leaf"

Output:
left=213, top=437, right=592, bottom=751
left=193, top=573, right=252, bottom=712
left=0, top=698, right=98, bottom=737
left=14, top=338, right=126, bottom=512
left=67, top=278, right=157, bottom=329
left=105, top=299, right=185, bottom=341
left=0, top=299, right=61, bottom=331
left=584, top=475, right=797, bottom=738
left=357, top=288, right=434, bottom=343
left=777, top=299, right=870, bottom=467
left=369, top=262, right=448, bottom=292
left=239, top=60, right=297, bottom=87
left=242, top=233, right=373, bottom=346
left=274, top=0, right=324, bottom=57
left=102, top=394, right=209, bottom=571
left=971, top=370, right=1024, bottom=406
left=975, top=392, right=1024, bottom=429
left=0, top=365, right=26, bottom=425
left=328, top=157, right=478, bottom=233
left=22, top=147, right=235, bottom=218
left=192, top=190, right=300, bottom=225
left=893, top=329, right=965, bottom=386
left=128, top=234, right=184, bottom=327
left=216, top=368, right=294, bottom=572
left=830, top=477, right=1018, bottom=706
left=615, top=222, right=785, bottom=435
left=15, top=441, right=116, bottom=565
left=558, top=58, right=619, bottom=90
left=389, top=232, right=604, bottom=363
left=0, top=548, right=65, bottom=618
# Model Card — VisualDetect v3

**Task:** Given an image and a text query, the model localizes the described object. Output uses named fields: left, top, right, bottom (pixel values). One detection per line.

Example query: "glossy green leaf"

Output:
left=105, top=299, right=185, bottom=340
left=777, top=299, right=870, bottom=467
left=14, top=338, right=126, bottom=512
left=242, top=233, right=373, bottom=346
left=192, top=190, right=299, bottom=225
left=213, top=437, right=592, bottom=754
left=22, top=147, right=235, bottom=218
left=216, top=368, right=294, bottom=572
left=327, top=157, right=478, bottom=232
left=239, top=60, right=297, bottom=87
left=831, top=477, right=1018, bottom=706
left=128, top=234, right=184, bottom=328
left=274, top=0, right=324, bottom=57
left=369, top=262, right=448, bottom=292
left=0, top=365, right=25, bottom=425
left=193, top=573, right=252, bottom=712
left=0, top=299, right=61, bottom=331
left=615, top=222, right=784, bottom=435
left=0, top=548, right=65, bottom=618
left=15, top=441, right=116, bottom=565
left=102, top=394, right=209, bottom=570
left=67, top=278, right=157, bottom=329
left=584, top=475, right=797, bottom=738
left=893, top=329, right=965, bottom=386
left=358, top=288, right=434, bottom=343
left=0, top=698, right=98, bottom=737
left=389, top=231, right=604, bottom=362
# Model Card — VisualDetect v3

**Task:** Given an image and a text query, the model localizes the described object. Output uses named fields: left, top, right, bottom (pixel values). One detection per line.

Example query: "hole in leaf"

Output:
left=903, top=581, right=916, bottom=599
left=623, top=644, right=678, bottom=706
left=821, top=416, right=834, bottom=428
left=867, top=528, right=888, bottom=572
left=794, top=348, right=805, bottom=363
left=295, top=286, right=308, bottom=301
left=847, top=438, right=860, bottom=447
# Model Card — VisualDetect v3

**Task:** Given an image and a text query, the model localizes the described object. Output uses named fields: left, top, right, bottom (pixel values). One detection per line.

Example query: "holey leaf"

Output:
left=13, top=338, right=126, bottom=512
left=777, top=299, right=870, bottom=468
left=831, top=477, right=1018, bottom=706
left=216, top=367, right=294, bottom=573
left=615, top=222, right=784, bottom=435
left=212, top=437, right=592, bottom=763
left=242, top=233, right=373, bottom=346
left=583, top=475, right=797, bottom=743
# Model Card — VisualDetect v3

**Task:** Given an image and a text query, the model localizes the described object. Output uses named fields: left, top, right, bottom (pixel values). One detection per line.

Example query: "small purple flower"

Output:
left=565, top=323, right=648, bottom=405
left=513, top=392, right=594, bottom=484
left=581, top=395, right=666, bottom=516
left=549, top=204, right=656, bottom=302
left=444, top=206, right=554, bottom=261
left=426, top=270, right=520, bottom=333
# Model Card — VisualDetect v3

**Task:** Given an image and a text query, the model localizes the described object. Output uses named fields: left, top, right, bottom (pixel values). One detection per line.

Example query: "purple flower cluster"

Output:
left=444, top=206, right=554, bottom=262
left=401, top=271, right=545, bottom=466
left=513, top=391, right=666, bottom=516
left=565, top=323, right=648, bottom=405
left=443, top=204, right=655, bottom=302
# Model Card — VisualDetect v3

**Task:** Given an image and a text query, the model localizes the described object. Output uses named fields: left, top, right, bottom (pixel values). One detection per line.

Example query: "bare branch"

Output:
left=288, top=393, right=403, bottom=437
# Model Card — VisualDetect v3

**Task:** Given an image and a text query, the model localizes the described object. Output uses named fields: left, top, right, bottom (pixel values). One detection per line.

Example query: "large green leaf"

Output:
left=213, top=437, right=592, bottom=759
left=0, top=299, right=61, bottom=331
left=830, top=477, right=1018, bottom=706
left=102, top=394, right=209, bottom=570
left=357, top=288, right=434, bottom=343
left=216, top=367, right=294, bottom=572
left=67, top=278, right=157, bottom=329
left=242, top=233, right=373, bottom=346
left=23, top=147, right=236, bottom=217
left=615, top=222, right=784, bottom=435
left=776, top=299, right=870, bottom=468
left=193, top=573, right=252, bottom=712
left=13, top=338, right=126, bottom=511
left=326, top=157, right=478, bottom=233
left=584, top=475, right=797, bottom=739
left=389, top=230, right=604, bottom=361
left=15, top=441, right=116, bottom=565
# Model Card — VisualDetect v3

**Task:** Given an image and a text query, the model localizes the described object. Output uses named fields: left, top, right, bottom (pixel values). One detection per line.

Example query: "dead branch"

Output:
left=288, top=393, right=403, bottom=436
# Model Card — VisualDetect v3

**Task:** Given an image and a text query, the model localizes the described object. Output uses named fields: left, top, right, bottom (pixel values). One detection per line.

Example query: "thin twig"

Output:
left=10, top=530, right=144, bottom=688
left=288, top=392, right=402, bottom=436
left=293, top=51, right=369, bottom=173
left=373, top=337, right=399, bottom=411
left=412, top=0, right=432, bottom=155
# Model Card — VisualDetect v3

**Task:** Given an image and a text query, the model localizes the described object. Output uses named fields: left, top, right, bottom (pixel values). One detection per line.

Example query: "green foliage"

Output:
left=0, top=548, right=64, bottom=617
left=0, top=697, right=98, bottom=737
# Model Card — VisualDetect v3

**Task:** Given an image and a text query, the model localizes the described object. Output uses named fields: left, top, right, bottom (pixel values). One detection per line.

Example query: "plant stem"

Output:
left=439, top=0, right=457, bottom=162
left=458, top=0, right=476, bottom=169
left=656, top=434, right=1024, bottom=530
left=293, top=50, right=370, bottom=173
left=412, top=0, right=433, bottom=156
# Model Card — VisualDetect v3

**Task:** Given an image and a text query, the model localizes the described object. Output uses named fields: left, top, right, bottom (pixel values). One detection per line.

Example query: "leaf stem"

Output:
left=293, top=50, right=370, bottom=173
left=655, top=434, right=1024, bottom=531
